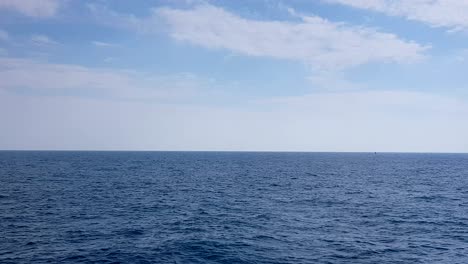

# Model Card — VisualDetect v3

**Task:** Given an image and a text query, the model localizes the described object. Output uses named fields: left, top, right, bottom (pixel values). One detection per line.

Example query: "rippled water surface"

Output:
left=1, top=151, right=468, bottom=263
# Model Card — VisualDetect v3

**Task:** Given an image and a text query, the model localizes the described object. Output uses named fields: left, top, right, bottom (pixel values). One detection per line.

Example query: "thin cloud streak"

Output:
left=0, top=57, right=225, bottom=103
left=31, top=34, right=59, bottom=45
left=325, top=0, right=468, bottom=31
left=92, top=41, right=119, bottom=48
left=0, top=0, right=62, bottom=18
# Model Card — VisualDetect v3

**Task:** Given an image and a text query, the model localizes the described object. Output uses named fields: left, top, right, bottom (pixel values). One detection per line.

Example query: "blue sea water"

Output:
left=1, top=151, right=468, bottom=263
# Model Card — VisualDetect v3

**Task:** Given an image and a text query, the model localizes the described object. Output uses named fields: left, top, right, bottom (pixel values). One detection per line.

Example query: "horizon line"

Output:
left=1, top=149, right=467, bottom=154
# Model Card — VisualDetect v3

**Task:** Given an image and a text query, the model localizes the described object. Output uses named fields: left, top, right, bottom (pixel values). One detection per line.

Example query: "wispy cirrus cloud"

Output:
left=88, top=4, right=429, bottom=71
left=30, top=34, right=59, bottom=46
left=0, top=0, right=62, bottom=18
left=155, top=5, right=428, bottom=70
left=92, top=41, right=119, bottom=48
left=325, top=0, right=468, bottom=32
left=0, top=57, right=221, bottom=102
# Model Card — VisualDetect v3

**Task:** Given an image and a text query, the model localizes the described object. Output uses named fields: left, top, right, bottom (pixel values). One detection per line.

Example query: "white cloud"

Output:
left=31, top=34, right=59, bottom=45
left=0, top=57, right=221, bottom=102
left=104, top=57, right=116, bottom=63
left=87, top=3, right=160, bottom=33
left=88, top=4, right=428, bottom=71
left=153, top=5, right=428, bottom=70
left=92, top=41, right=119, bottom=48
left=0, top=0, right=61, bottom=18
left=325, top=0, right=468, bottom=31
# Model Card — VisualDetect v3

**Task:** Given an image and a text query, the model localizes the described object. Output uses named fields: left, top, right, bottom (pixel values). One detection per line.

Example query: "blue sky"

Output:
left=1, top=0, right=468, bottom=152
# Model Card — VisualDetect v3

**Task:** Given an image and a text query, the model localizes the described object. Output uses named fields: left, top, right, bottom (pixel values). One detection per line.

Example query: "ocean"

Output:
left=1, top=151, right=467, bottom=263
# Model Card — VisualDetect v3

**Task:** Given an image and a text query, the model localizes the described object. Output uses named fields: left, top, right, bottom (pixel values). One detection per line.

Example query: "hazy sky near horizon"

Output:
left=1, top=0, right=468, bottom=152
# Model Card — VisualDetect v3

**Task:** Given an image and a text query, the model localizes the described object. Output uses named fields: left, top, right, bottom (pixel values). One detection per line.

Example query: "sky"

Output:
left=0, top=0, right=468, bottom=152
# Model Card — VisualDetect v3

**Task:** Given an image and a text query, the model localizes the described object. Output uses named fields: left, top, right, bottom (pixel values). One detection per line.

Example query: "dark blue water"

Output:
left=1, top=151, right=468, bottom=263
